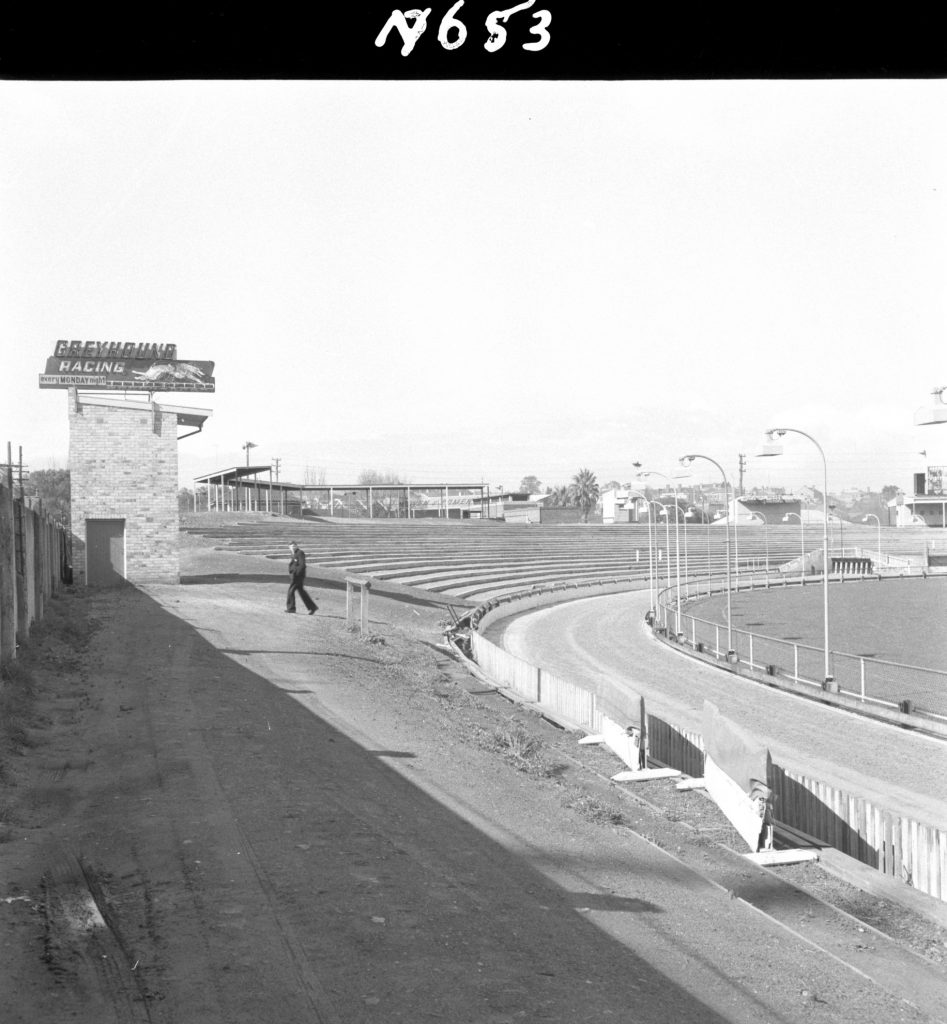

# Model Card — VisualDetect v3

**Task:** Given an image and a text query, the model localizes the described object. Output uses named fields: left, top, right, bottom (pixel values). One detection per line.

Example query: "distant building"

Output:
left=903, top=466, right=946, bottom=527
left=601, top=488, right=643, bottom=524
left=720, top=497, right=803, bottom=526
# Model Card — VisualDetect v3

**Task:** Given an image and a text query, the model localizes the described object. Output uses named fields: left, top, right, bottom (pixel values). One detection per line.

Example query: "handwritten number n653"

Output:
left=375, top=2, right=551, bottom=54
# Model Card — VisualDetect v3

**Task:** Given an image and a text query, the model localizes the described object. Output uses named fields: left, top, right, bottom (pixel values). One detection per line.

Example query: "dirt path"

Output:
left=1, top=546, right=945, bottom=1022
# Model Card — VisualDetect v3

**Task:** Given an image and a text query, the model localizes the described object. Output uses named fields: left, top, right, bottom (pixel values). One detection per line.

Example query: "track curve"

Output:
left=489, top=589, right=947, bottom=828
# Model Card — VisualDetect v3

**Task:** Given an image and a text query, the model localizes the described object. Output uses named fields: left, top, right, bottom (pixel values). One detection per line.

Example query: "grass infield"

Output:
left=692, top=575, right=947, bottom=671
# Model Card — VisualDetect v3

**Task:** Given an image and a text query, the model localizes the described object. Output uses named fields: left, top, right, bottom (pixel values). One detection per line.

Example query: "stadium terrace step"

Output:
left=434, top=570, right=650, bottom=600
left=182, top=518, right=819, bottom=604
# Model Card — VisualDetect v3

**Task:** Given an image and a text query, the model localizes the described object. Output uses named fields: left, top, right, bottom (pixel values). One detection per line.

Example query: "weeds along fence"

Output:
left=468, top=586, right=947, bottom=906
left=656, top=571, right=947, bottom=725
left=0, top=472, right=71, bottom=666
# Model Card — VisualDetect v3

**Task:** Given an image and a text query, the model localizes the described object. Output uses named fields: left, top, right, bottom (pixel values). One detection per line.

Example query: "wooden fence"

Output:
left=470, top=606, right=947, bottom=906
left=0, top=474, right=71, bottom=666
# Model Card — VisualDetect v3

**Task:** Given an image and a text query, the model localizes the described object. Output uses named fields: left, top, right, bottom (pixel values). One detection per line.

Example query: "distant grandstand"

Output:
left=193, top=466, right=503, bottom=519
left=192, top=466, right=589, bottom=521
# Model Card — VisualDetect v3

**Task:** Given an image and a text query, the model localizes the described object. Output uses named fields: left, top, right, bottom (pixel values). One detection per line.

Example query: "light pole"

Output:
left=650, top=501, right=673, bottom=595
left=759, top=428, right=832, bottom=684
left=656, top=504, right=682, bottom=634
left=830, top=504, right=844, bottom=554
left=749, top=511, right=769, bottom=573
left=638, top=471, right=683, bottom=633
left=732, top=493, right=741, bottom=588
left=782, top=511, right=806, bottom=574
left=628, top=489, right=656, bottom=619
left=700, top=498, right=712, bottom=572
left=686, top=505, right=710, bottom=579
left=681, top=506, right=690, bottom=589
left=914, top=385, right=947, bottom=426
left=240, top=442, right=259, bottom=509
left=679, top=454, right=733, bottom=658
left=862, top=513, right=882, bottom=566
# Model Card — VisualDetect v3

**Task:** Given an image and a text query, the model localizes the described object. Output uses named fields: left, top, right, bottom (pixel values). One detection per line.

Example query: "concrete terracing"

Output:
left=180, top=515, right=927, bottom=604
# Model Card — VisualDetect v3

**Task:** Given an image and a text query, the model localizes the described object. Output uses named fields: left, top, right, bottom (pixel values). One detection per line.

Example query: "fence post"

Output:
left=345, top=575, right=372, bottom=635
left=0, top=477, right=16, bottom=664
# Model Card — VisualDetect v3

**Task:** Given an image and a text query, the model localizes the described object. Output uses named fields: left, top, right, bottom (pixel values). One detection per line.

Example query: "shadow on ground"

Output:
left=66, top=585, right=753, bottom=1022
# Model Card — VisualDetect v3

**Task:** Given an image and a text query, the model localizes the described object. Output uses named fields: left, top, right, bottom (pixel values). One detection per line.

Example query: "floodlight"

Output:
left=757, top=428, right=785, bottom=457
left=915, top=407, right=947, bottom=426
left=915, top=387, right=947, bottom=426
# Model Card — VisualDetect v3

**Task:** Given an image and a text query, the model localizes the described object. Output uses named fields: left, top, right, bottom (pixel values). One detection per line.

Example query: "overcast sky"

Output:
left=2, top=79, right=945, bottom=495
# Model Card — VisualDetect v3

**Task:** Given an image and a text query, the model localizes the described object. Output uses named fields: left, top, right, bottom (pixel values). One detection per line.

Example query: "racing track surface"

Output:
left=490, top=588, right=947, bottom=829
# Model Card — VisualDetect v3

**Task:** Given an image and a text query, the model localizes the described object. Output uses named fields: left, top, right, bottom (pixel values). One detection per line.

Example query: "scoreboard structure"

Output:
left=40, top=340, right=215, bottom=393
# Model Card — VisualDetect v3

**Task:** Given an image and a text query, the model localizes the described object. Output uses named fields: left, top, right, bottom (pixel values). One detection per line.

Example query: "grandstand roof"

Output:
left=192, top=469, right=489, bottom=496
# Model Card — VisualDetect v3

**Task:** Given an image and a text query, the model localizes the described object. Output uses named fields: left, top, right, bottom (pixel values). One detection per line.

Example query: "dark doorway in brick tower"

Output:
left=86, top=519, right=126, bottom=586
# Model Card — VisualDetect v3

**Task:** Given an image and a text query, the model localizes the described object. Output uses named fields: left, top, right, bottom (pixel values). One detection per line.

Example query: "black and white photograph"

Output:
left=2, top=8, right=946, bottom=1023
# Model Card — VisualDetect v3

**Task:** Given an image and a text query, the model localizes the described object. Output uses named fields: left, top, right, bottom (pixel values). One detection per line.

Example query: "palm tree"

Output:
left=549, top=484, right=571, bottom=507
left=570, top=468, right=600, bottom=523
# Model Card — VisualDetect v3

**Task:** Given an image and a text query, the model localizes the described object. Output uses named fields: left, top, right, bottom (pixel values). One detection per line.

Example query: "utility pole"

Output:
left=271, top=458, right=281, bottom=515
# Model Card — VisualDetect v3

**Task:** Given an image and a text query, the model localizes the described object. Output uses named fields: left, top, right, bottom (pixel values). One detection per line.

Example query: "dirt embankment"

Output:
left=1, top=544, right=945, bottom=1023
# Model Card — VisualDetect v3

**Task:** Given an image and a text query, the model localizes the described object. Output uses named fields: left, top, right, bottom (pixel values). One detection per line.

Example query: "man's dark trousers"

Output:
left=287, top=577, right=316, bottom=613
left=287, top=545, right=317, bottom=613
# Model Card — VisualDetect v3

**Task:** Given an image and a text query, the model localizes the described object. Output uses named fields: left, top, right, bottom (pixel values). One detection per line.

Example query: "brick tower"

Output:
left=68, top=391, right=210, bottom=585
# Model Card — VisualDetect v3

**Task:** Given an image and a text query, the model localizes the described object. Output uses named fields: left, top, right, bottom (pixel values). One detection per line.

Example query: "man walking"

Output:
left=286, top=541, right=318, bottom=614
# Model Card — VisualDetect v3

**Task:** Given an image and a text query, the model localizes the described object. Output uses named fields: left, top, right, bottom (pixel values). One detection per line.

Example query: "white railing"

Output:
left=656, top=571, right=947, bottom=721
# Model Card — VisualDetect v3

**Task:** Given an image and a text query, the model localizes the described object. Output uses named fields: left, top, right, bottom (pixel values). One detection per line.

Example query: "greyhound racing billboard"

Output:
left=39, top=340, right=215, bottom=392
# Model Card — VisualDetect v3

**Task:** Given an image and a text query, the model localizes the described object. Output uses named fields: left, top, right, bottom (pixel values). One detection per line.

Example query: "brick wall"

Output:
left=68, top=396, right=180, bottom=584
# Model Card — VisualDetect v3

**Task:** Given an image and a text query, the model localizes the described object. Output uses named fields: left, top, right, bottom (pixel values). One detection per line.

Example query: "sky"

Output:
left=2, top=79, right=945, bottom=497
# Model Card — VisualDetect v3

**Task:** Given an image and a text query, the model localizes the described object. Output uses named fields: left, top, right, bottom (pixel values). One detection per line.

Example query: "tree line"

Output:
left=519, top=469, right=601, bottom=523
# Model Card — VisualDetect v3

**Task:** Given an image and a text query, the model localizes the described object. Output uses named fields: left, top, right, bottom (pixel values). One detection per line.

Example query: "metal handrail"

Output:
left=655, top=570, right=947, bottom=722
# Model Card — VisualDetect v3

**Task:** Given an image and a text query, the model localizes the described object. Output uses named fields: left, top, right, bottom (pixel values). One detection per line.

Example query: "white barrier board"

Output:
left=704, top=754, right=767, bottom=852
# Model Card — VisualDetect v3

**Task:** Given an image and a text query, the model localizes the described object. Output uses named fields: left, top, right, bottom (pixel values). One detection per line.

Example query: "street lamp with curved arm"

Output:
left=782, top=511, right=806, bottom=573
left=638, top=471, right=683, bottom=632
left=914, top=386, right=947, bottom=426
left=679, top=454, right=733, bottom=657
left=759, top=428, right=832, bottom=684
left=748, top=511, right=769, bottom=573
left=862, top=513, right=882, bottom=566
left=625, top=489, right=656, bottom=617
left=648, top=500, right=673, bottom=597
left=686, top=505, right=710, bottom=578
